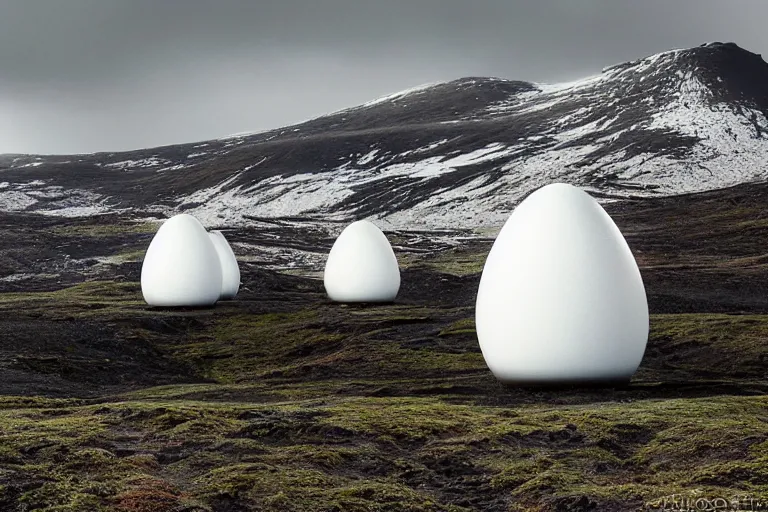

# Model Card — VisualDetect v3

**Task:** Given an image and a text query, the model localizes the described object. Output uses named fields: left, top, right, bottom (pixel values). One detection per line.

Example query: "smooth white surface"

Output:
left=209, top=230, right=241, bottom=300
left=141, top=214, right=222, bottom=307
left=324, top=220, right=401, bottom=302
left=475, top=183, right=649, bottom=384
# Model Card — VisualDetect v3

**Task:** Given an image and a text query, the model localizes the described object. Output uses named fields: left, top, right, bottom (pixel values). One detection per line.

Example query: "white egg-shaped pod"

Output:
left=209, top=230, right=241, bottom=300
left=475, top=183, right=649, bottom=385
left=141, top=214, right=223, bottom=307
left=324, top=220, right=401, bottom=303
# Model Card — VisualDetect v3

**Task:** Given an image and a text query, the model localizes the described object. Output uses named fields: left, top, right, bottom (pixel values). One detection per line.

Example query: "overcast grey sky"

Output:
left=2, top=0, right=767, bottom=155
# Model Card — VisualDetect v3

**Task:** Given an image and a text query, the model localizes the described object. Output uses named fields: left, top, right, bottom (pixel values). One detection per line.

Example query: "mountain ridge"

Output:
left=2, top=41, right=768, bottom=230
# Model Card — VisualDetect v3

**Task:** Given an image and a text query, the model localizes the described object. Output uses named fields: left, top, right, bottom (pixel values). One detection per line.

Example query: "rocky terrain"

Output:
left=1, top=41, right=768, bottom=511
left=0, top=181, right=767, bottom=511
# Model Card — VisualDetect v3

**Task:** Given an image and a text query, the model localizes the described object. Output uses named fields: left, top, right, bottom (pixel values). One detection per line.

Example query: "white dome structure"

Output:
left=141, top=214, right=223, bottom=307
left=475, top=183, right=649, bottom=385
left=209, top=230, right=241, bottom=300
left=324, top=220, right=400, bottom=303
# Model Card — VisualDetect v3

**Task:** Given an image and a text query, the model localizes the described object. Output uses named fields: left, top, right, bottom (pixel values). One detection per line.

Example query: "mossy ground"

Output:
left=1, top=391, right=767, bottom=511
left=2, top=278, right=767, bottom=511
left=2, top=185, right=768, bottom=510
left=399, top=244, right=489, bottom=276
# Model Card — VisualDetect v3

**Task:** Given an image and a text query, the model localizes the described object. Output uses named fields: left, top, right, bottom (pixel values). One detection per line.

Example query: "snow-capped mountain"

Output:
left=2, top=41, right=768, bottom=230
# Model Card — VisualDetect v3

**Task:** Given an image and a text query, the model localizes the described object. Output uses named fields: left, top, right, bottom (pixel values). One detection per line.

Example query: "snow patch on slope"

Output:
left=181, top=142, right=517, bottom=226
left=0, top=191, right=39, bottom=211
left=37, top=204, right=116, bottom=218
left=0, top=180, right=115, bottom=216
left=104, top=157, right=170, bottom=170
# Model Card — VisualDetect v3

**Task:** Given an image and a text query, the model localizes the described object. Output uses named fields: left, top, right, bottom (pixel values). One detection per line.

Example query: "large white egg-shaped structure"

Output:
left=209, top=230, right=241, bottom=300
left=475, top=183, right=649, bottom=385
left=324, top=220, right=400, bottom=303
left=141, top=214, right=223, bottom=307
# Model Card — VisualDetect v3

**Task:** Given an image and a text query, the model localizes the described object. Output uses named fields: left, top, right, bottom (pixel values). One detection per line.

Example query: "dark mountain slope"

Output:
left=2, top=42, right=768, bottom=231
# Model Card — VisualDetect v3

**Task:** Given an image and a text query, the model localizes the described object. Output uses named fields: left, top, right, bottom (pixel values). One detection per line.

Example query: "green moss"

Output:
left=164, top=306, right=487, bottom=384
left=194, top=463, right=452, bottom=511
left=107, top=249, right=146, bottom=264
left=18, top=487, right=108, bottom=512
left=1, top=394, right=767, bottom=510
left=194, top=463, right=334, bottom=499
left=167, top=311, right=346, bottom=383
left=0, top=280, right=145, bottom=319
left=0, top=396, right=84, bottom=410
left=689, top=461, right=768, bottom=488
left=262, top=444, right=361, bottom=469
left=329, top=482, right=451, bottom=512
left=367, top=344, right=485, bottom=376
left=644, top=314, right=768, bottom=379
left=438, top=317, right=476, bottom=336
left=2, top=241, right=768, bottom=511
left=400, top=247, right=488, bottom=276
left=320, top=398, right=535, bottom=442
left=0, top=409, right=125, bottom=510
left=489, top=455, right=552, bottom=490
left=0, top=280, right=140, bottom=303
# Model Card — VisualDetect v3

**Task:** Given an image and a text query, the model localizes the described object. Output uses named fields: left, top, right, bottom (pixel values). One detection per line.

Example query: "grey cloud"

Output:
left=1, top=0, right=767, bottom=153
